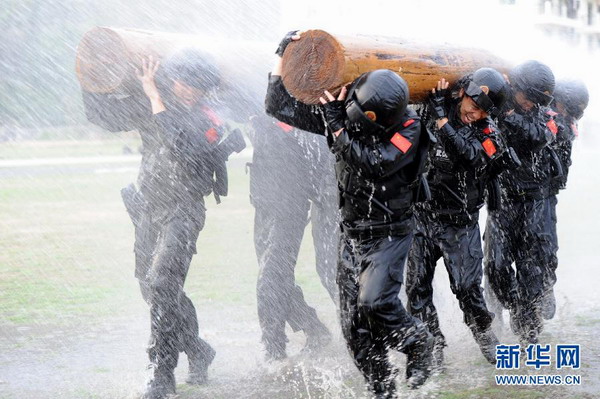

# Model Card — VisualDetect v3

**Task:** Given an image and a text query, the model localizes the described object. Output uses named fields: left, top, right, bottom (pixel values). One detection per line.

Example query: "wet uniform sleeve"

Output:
left=264, top=74, right=326, bottom=135
left=330, top=116, right=421, bottom=178
left=552, top=115, right=576, bottom=187
left=82, top=91, right=152, bottom=132
left=500, top=107, right=556, bottom=151
left=438, top=119, right=503, bottom=169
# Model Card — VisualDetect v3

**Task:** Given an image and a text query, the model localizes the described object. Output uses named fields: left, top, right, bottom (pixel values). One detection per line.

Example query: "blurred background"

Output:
left=1, top=0, right=599, bottom=140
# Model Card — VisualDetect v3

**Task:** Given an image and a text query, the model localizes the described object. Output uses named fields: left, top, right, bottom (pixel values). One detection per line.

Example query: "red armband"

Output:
left=482, top=126, right=494, bottom=135
left=482, top=138, right=497, bottom=158
left=391, top=132, right=412, bottom=153
left=276, top=121, right=294, bottom=133
left=205, top=127, right=219, bottom=143
left=547, top=119, right=558, bottom=135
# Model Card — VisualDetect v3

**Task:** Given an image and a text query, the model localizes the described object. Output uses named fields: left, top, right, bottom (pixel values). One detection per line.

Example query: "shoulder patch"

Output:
left=276, top=121, right=294, bottom=133
left=547, top=119, right=558, bottom=135
left=205, top=127, right=219, bottom=143
left=391, top=132, right=412, bottom=153
left=482, top=126, right=494, bottom=135
left=403, top=119, right=415, bottom=128
left=482, top=138, right=497, bottom=158
left=201, top=106, right=222, bottom=126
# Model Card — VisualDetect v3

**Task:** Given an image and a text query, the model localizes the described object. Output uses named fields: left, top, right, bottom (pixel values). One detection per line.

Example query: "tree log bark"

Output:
left=281, top=30, right=511, bottom=104
left=76, top=27, right=183, bottom=93
left=76, top=27, right=272, bottom=121
left=75, top=26, right=271, bottom=96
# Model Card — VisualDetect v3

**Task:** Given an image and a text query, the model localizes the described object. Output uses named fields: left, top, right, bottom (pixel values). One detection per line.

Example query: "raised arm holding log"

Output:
left=265, top=30, right=437, bottom=397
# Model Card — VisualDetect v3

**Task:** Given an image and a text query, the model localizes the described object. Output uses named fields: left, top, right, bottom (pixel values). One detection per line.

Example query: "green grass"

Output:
left=0, top=167, right=138, bottom=324
left=0, top=138, right=330, bottom=327
left=0, top=131, right=141, bottom=160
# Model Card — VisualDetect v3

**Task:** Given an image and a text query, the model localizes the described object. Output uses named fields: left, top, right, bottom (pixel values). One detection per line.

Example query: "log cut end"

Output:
left=76, top=27, right=129, bottom=93
left=281, top=30, right=346, bottom=104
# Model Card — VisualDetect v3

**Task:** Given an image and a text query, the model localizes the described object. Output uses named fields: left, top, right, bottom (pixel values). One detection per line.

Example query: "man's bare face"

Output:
left=514, top=91, right=535, bottom=113
left=459, top=92, right=488, bottom=125
left=172, top=80, right=203, bottom=108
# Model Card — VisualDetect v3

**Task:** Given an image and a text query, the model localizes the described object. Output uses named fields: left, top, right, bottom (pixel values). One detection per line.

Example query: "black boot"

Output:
left=541, top=289, right=556, bottom=320
left=472, top=326, right=500, bottom=365
left=186, top=340, right=216, bottom=385
left=508, top=307, right=521, bottom=336
left=369, top=379, right=397, bottom=399
left=518, top=301, right=542, bottom=347
left=264, top=340, right=287, bottom=362
left=302, top=320, right=332, bottom=354
left=405, top=331, right=434, bottom=389
left=365, top=359, right=398, bottom=399
left=142, top=366, right=176, bottom=399
left=431, top=335, right=446, bottom=373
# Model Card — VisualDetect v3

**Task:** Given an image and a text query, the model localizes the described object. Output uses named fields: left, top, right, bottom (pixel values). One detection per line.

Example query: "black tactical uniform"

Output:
left=266, top=67, right=433, bottom=397
left=407, top=69, right=511, bottom=368
left=484, top=61, right=557, bottom=346
left=83, top=50, right=245, bottom=399
left=142, top=102, right=224, bottom=387
left=248, top=114, right=339, bottom=359
left=539, top=79, right=589, bottom=319
left=547, top=79, right=588, bottom=196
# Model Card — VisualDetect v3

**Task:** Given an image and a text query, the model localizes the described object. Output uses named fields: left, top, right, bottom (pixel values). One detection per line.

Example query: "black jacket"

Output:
left=151, top=104, right=225, bottom=206
left=265, top=74, right=428, bottom=236
left=419, top=101, right=507, bottom=224
left=82, top=91, right=226, bottom=217
left=497, top=106, right=556, bottom=200
left=547, top=113, right=577, bottom=195
left=248, top=114, right=335, bottom=205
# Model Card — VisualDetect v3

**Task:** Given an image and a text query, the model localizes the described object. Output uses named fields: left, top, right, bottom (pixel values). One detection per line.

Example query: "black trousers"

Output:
left=134, top=201, right=211, bottom=371
left=254, top=192, right=338, bottom=349
left=406, top=210, right=494, bottom=344
left=484, top=196, right=558, bottom=339
left=338, top=231, right=429, bottom=386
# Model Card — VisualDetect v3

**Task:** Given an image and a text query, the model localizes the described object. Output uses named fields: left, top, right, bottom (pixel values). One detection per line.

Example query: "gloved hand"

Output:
left=215, top=128, right=247, bottom=161
left=275, top=30, right=299, bottom=57
left=322, top=100, right=347, bottom=133
left=428, top=86, right=449, bottom=120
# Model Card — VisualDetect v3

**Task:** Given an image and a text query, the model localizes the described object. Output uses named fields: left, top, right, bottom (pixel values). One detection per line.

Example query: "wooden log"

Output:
left=76, top=27, right=187, bottom=93
left=75, top=26, right=270, bottom=96
left=281, top=30, right=511, bottom=104
left=76, top=26, right=272, bottom=120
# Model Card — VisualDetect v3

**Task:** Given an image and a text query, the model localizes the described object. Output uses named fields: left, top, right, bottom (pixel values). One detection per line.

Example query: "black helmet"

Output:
left=509, top=60, right=555, bottom=106
left=161, top=48, right=220, bottom=90
left=553, top=79, right=589, bottom=120
left=463, top=68, right=509, bottom=118
left=345, top=69, right=409, bottom=133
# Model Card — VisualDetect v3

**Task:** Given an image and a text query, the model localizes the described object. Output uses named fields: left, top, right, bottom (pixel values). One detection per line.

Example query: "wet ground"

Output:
left=1, top=142, right=599, bottom=399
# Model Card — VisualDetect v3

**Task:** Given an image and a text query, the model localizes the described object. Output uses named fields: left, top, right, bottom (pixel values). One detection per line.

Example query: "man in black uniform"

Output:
left=406, top=68, right=513, bottom=370
left=83, top=49, right=245, bottom=399
left=539, top=79, right=589, bottom=319
left=248, top=113, right=339, bottom=360
left=265, top=32, right=433, bottom=398
left=484, top=60, right=557, bottom=347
